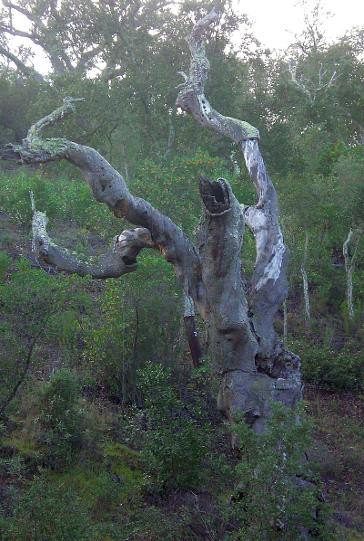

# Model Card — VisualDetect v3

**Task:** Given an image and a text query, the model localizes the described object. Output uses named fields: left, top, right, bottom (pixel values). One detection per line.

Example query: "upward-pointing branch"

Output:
left=176, top=8, right=259, bottom=142
left=343, top=228, right=362, bottom=320
left=177, top=9, right=291, bottom=364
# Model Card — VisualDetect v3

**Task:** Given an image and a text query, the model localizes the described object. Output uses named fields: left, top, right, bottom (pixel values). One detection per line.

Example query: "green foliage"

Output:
left=122, top=505, right=193, bottom=541
left=47, top=447, right=144, bottom=515
left=2, top=477, right=93, bottom=541
left=0, top=171, right=118, bottom=235
left=137, top=362, right=210, bottom=491
left=0, top=250, right=11, bottom=282
left=0, top=74, right=39, bottom=144
left=0, top=2, right=364, bottom=537
left=0, top=454, right=26, bottom=480
left=0, top=437, right=148, bottom=541
left=34, top=369, right=84, bottom=467
left=229, top=403, right=329, bottom=541
left=32, top=369, right=101, bottom=469
left=131, top=151, right=234, bottom=236
left=0, top=260, right=93, bottom=413
left=299, top=343, right=364, bottom=391
left=0, top=258, right=92, bottom=339
left=85, top=254, right=181, bottom=402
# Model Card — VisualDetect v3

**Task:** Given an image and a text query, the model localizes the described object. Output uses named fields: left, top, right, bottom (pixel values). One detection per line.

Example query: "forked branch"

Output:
left=178, top=9, right=290, bottom=362
left=287, top=60, right=338, bottom=105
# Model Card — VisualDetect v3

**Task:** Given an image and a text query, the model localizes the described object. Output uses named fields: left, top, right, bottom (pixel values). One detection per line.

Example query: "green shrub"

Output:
left=137, top=362, right=210, bottom=491
left=85, top=255, right=181, bottom=403
left=229, top=403, right=330, bottom=541
left=3, top=477, right=93, bottom=541
left=0, top=251, right=11, bottom=282
left=0, top=172, right=118, bottom=235
left=0, top=259, right=93, bottom=358
left=299, top=343, right=364, bottom=391
left=34, top=369, right=99, bottom=469
left=122, top=505, right=193, bottom=541
left=0, top=262, right=93, bottom=415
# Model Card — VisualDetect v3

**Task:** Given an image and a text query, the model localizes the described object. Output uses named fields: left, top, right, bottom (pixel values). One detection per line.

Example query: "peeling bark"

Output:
left=242, top=140, right=289, bottom=363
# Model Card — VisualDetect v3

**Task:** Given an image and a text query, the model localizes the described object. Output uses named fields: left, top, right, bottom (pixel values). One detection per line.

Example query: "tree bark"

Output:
left=343, top=229, right=361, bottom=321
left=183, top=293, right=202, bottom=368
left=1, top=97, right=206, bottom=372
left=177, top=8, right=302, bottom=428
left=301, top=230, right=311, bottom=322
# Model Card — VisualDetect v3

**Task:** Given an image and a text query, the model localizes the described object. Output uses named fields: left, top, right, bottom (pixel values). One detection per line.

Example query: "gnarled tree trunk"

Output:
left=176, top=9, right=302, bottom=430
left=0, top=9, right=302, bottom=432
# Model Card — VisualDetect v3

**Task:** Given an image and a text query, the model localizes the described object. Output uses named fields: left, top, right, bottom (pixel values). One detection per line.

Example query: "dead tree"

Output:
left=301, top=230, right=311, bottom=322
left=0, top=10, right=302, bottom=432
left=343, top=228, right=362, bottom=321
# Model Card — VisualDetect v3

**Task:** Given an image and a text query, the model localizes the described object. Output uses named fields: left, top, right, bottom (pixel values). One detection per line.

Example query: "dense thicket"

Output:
left=0, top=1, right=363, bottom=539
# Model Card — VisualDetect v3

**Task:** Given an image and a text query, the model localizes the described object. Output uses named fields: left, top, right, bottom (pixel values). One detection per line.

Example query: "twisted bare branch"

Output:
left=176, top=8, right=259, bottom=142
left=0, top=99, right=204, bottom=308
left=31, top=205, right=153, bottom=278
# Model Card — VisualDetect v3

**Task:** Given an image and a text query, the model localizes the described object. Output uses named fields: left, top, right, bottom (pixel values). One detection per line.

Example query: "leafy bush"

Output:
left=299, top=343, right=364, bottom=391
left=0, top=259, right=93, bottom=354
left=137, top=362, right=210, bottom=491
left=0, top=171, right=118, bottom=236
left=0, top=251, right=11, bottom=282
left=2, top=477, right=93, bottom=541
left=85, top=255, right=181, bottom=403
left=0, top=261, right=93, bottom=415
left=122, top=505, right=193, bottom=541
left=229, top=403, right=329, bottom=541
left=33, top=369, right=100, bottom=469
